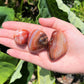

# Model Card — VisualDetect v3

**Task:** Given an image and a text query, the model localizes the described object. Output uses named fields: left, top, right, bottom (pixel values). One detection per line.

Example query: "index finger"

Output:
left=2, top=21, right=42, bottom=31
left=2, top=21, right=54, bottom=39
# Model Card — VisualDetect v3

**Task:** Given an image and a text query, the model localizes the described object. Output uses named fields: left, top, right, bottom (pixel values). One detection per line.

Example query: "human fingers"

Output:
left=39, top=17, right=84, bottom=38
left=0, top=29, right=29, bottom=51
left=0, top=37, right=28, bottom=51
left=39, top=17, right=77, bottom=31
left=2, top=21, right=42, bottom=30
left=0, top=29, right=15, bottom=39
left=2, top=21, right=54, bottom=33
left=0, top=28, right=52, bottom=52
left=7, top=49, right=41, bottom=66
left=2, top=21, right=54, bottom=39
left=0, top=25, right=53, bottom=52
left=7, top=48, right=83, bottom=73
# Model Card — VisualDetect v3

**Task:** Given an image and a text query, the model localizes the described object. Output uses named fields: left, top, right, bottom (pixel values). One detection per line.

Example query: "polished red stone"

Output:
left=14, top=30, right=29, bottom=45
left=48, top=31, right=67, bottom=61
left=28, top=29, right=48, bottom=53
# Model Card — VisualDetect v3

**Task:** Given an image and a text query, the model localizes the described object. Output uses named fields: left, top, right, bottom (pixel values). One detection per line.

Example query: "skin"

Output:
left=0, top=17, right=84, bottom=73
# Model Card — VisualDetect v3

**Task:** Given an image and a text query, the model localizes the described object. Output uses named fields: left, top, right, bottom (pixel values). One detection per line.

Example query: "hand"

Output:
left=0, top=17, right=84, bottom=73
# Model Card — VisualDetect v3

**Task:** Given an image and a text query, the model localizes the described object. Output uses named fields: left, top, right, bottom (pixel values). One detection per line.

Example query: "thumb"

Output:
left=39, top=17, right=75, bottom=31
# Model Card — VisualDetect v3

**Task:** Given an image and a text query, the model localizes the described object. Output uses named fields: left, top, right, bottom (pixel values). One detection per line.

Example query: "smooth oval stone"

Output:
left=48, top=31, right=67, bottom=61
left=14, top=30, right=29, bottom=45
left=28, top=29, right=48, bottom=53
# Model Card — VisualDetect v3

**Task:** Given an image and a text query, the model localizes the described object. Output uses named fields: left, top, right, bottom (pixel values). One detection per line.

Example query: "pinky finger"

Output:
left=7, top=49, right=41, bottom=66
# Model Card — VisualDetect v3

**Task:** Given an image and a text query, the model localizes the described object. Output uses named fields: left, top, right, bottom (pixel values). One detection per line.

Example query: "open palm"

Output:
left=0, top=17, right=84, bottom=73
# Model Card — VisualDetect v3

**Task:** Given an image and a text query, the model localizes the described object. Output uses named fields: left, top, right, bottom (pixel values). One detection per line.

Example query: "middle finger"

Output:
left=0, top=37, right=28, bottom=51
